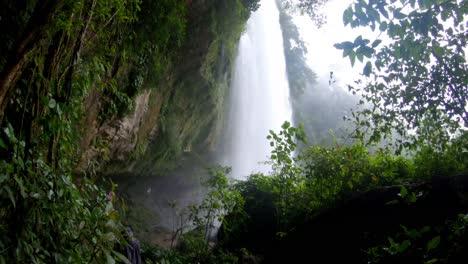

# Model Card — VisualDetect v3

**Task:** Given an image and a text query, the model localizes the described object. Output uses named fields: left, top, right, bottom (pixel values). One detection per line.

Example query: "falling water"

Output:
left=225, top=0, right=292, bottom=179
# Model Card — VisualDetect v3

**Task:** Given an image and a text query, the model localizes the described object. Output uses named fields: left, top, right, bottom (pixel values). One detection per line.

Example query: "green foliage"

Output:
left=280, top=0, right=329, bottom=26
left=0, top=0, right=182, bottom=262
left=278, top=7, right=317, bottom=97
left=126, top=0, right=187, bottom=86
left=230, top=122, right=466, bottom=239
left=335, top=0, right=468, bottom=150
left=0, top=123, right=125, bottom=263
left=189, top=166, right=244, bottom=245
left=368, top=213, right=468, bottom=263
left=141, top=242, right=239, bottom=264
left=140, top=244, right=187, bottom=264
left=140, top=166, right=243, bottom=264
left=138, top=0, right=258, bottom=173
left=414, top=132, right=468, bottom=179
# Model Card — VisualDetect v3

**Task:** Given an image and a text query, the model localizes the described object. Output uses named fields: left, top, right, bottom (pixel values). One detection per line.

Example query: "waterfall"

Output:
left=224, top=0, right=292, bottom=179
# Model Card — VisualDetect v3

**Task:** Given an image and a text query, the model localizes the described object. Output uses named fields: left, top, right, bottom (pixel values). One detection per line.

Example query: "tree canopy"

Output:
left=334, top=0, right=467, bottom=150
left=281, top=0, right=329, bottom=25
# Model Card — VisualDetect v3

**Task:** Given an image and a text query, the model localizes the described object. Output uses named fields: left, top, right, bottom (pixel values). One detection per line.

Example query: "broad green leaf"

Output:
left=386, top=199, right=399, bottom=205
left=398, top=240, right=411, bottom=253
left=334, top=41, right=355, bottom=50
left=14, top=176, right=27, bottom=198
left=4, top=186, right=16, bottom=207
left=379, top=21, right=388, bottom=31
left=393, top=10, right=407, bottom=19
left=0, top=138, right=6, bottom=149
left=432, top=45, right=444, bottom=58
left=354, top=35, right=364, bottom=45
left=426, top=236, right=440, bottom=252
left=112, top=250, right=132, bottom=264
left=372, top=39, right=382, bottom=48
left=343, top=6, right=354, bottom=26
left=363, top=61, right=372, bottom=76
left=399, top=186, right=408, bottom=198
left=49, top=98, right=56, bottom=109
left=357, top=52, right=364, bottom=62
left=349, top=51, right=356, bottom=66
left=367, top=7, right=381, bottom=23
left=377, top=4, right=389, bottom=19
left=105, top=250, right=115, bottom=264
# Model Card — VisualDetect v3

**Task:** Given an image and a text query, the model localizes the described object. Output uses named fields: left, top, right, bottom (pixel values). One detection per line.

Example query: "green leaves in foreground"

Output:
left=335, top=0, right=468, bottom=151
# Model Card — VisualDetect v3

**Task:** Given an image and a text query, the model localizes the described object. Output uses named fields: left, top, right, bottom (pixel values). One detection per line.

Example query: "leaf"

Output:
left=49, top=98, right=56, bottom=109
left=0, top=138, right=6, bottom=149
left=4, top=186, right=16, bottom=208
left=105, top=250, right=115, bottom=264
left=334, top=41, right=355, bottom=50
left=4, top=124, right=16, bottom=143
left=393, top=10, right=407, bottom=19
left=14, top=176, right=27, bottom=198
left=354, top=35, right=364, bottom=45
left=399, top=186, right=408, bottom=198
left=357, top=52, right=364, bottom=62
left=31, top=192, right=41, bottom=199
left=386, top=199, right=399, bottom=205
left=377, top=4, right=389, bottom=19
left=372, top=39, right=382, bottom=48
left=398, top=240, right=411, bottom=253
left=48, top=190, right=54, bottom=200
left=426, top=236, right=440, bottom=252
left=112, top=250, right=131, bottom=264
left=363, top=61, right=372, bottom=76
left=343, top=6, right=354, bottom=26
left=432, top=45, right=444, bottom=59
left=360, top=46, right=375, bottom=58
left=379, top=21, right=388, bottom=31
left=349, top=51, right=356, bottom=66
left=367, top=7, right=381, bottom=22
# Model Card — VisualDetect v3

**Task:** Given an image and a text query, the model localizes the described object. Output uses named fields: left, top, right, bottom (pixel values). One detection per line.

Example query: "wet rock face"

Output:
left=96, top=0, right=250, bottom=177
left=221, top=175, right=468, bottom=263
left=101, top=90, right=152, bottom=161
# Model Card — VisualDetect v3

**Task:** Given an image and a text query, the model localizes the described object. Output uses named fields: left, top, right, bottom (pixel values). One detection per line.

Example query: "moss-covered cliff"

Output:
left=80, top=0, right=255, bottom=177
left=0, top=0, right=256, bottom=260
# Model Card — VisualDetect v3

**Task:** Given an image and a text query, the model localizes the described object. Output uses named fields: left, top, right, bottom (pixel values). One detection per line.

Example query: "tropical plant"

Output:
left=334, top=0, right=467, bottom=151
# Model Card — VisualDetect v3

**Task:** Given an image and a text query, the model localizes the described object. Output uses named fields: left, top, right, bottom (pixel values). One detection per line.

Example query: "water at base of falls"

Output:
left=223, top=0, right=292, bottom=180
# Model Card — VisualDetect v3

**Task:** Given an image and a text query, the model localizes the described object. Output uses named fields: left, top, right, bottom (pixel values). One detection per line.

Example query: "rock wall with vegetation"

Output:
left=0, top=0, right=257, bottom=261
left=102, top=0, right=256, bottom=176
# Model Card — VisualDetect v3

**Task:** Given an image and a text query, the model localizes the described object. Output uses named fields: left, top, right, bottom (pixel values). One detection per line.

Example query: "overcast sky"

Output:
left=293, top=0, right=377, bottom=89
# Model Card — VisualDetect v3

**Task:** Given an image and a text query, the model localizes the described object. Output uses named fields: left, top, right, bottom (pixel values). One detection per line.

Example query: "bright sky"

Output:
left=293, top=0, right=377, bottom=89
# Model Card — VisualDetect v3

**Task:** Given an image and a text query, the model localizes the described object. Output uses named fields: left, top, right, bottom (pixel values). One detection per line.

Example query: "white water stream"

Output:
left=225, top=0, right=292, bottom=179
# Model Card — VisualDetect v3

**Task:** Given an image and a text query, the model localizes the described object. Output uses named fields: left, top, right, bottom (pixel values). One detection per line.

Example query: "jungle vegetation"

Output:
left=0, top=0, right=466, bottom=263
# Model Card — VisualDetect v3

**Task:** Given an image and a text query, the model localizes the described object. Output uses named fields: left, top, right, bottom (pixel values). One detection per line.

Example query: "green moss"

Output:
left=124, top=203, right=160, bottom=241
